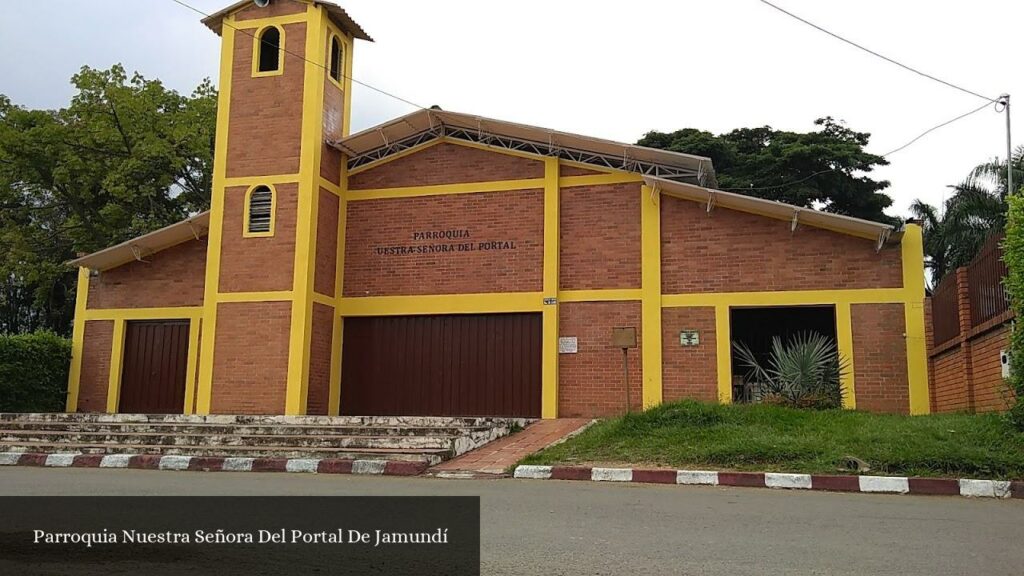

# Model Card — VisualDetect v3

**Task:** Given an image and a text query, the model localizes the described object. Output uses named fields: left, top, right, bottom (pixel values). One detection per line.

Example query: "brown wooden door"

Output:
left=341, top=313, right=542, bottom=417
left=119, top=320, right=190, bottom=414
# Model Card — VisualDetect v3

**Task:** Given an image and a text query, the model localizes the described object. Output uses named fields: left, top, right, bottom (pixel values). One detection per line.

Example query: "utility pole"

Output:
left=1001, top=94, right=1013, bottom=195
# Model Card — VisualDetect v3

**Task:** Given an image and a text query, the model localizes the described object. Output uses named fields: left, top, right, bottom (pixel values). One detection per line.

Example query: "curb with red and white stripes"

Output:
left=0, top=452, right=427, bottom=476
left=513, top=465, right=1024, bottom=499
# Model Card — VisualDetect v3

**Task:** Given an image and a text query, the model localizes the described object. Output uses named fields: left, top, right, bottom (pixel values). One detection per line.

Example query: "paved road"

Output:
left=1, top=467, right=1022, bottom=575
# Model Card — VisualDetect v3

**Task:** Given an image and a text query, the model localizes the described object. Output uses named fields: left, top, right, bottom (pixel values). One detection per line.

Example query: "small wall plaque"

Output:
left=558, top=337, right=578, bottom=354
left=679, top=330, right=700, bottom=346
left=611, top=327, right=637, bottom=348
left=543, top=297, right=558, bottom=305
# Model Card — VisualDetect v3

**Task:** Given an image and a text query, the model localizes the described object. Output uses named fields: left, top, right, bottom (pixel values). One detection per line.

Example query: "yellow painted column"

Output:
left=195, top=16, right=236, bottom=415
left=714, top=304, right=732, bottom=404
left=902, top=223, right=930, bottom=414
left=105, top=318, right=126, bottom=413
left=835, top=302, right=857, bottom=409
left=540, top=158, right=560, bottom=418
left=328, top=161, right=349, bottom=416
left=65, top=267, right=90, bottom=412
left=284, top=5, right=328, bottom=415
left=640, top=185, right=663, bottom=408
left=182, top=318, right=202, bottom=414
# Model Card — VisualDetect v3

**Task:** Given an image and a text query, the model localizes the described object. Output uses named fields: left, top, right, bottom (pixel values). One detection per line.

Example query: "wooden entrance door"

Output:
left=340, top=313, right=542, bottom=417
left=119, top=320, right=190, bottom=414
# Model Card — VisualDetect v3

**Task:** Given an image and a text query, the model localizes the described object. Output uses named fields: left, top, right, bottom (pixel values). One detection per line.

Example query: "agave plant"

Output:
left=732, top=331, right=849, bottom=410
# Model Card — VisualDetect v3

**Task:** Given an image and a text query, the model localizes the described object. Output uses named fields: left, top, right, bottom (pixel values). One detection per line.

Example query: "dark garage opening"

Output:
left=729, top=306, right=837, bottom=403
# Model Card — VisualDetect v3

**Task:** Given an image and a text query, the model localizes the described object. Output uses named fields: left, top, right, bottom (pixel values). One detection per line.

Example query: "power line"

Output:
left=168, top=0, right=427, bottom=111
left=759, top=0, right=998, bottom=103
left=722, top=101, right=995, bottom=191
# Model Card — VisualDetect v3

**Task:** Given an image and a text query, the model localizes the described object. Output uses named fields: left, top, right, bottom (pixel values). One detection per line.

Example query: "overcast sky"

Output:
left=2, top=0, right=1019, bottom=219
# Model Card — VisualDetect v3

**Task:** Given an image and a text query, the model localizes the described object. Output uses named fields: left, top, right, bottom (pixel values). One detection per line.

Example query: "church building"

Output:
left=64, top=0, right=930, bottom=419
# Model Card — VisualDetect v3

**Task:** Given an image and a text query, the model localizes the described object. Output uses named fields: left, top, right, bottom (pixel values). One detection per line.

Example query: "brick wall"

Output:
left=558, top=302, right=643, bottom=417
left=344, top=189, right=544, bottom=296
left=226, top=22, right=306, bottom=179
left=320, top=59, right=345, bottom=185
left=348, top=142, right=544, bottom=189
left=77, top=320, right=113, bottom=412
left=314, top=188, right=339, bottom=296
left=559, top=163, right=604, bottom=177
left=87, top=239, right=206, bottom=309
left=234, top=0, right=305, bottom=21
left=969, top=325, right=1014, bottom=411
left=210, top=301, right=291, bottom=414
left=852, top=303, right=909, bottom=413
left=306, top=302, right=334, bottom=415
left=661, top=195, right=903, bottom=293
left=932, top=347, right=968, bottom=412
left=219, top=184, right=297, bottom=293
left=661, top=307, right=718, bottom=403
left=559, top=183, right=641, bottom=290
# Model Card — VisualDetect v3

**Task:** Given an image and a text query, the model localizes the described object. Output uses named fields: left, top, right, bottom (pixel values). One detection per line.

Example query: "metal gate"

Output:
left=119, top=320, right=190, bottom=414
left=340, top=313, right=542, bottom=417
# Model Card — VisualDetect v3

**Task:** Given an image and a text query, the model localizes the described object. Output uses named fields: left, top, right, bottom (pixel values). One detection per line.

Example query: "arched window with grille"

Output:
left=244, top=185, right=275, bottom=237
left=328, top=35, right=344, bottom=85
left=254, top=26, right=283, bottom=76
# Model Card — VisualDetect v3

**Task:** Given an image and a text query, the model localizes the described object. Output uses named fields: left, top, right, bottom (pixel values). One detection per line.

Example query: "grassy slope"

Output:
left=522, top=401, right=1024, bottom=479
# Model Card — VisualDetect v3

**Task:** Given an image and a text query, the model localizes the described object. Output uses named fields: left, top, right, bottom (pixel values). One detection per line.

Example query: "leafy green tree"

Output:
left=910, top=146, right=1024, bottom=287
left=0, top=65, right=216, bottom=335
left=638, top=118, right=896, bottom=224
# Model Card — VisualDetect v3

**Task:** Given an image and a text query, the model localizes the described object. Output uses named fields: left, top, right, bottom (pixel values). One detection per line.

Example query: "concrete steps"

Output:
left=0, top=413, right=530, bottom=467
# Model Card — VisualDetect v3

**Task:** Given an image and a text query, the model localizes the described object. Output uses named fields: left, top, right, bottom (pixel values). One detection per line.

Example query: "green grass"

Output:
left=521, top=401, right=1024, bottom=479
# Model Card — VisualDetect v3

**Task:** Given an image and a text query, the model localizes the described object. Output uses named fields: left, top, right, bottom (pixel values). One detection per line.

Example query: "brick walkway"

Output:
left=431, top=418, right=592, bottom=475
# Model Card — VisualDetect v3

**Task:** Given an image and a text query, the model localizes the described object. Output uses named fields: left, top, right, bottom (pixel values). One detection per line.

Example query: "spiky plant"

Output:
left=732, top=331, right=849, bottom=410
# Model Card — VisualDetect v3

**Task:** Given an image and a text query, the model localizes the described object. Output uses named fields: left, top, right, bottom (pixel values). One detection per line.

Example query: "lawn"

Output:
left=521, top=401, right=1024, bottom=479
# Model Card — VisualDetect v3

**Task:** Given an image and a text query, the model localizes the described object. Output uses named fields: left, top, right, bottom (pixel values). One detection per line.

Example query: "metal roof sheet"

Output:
left=68, top=212, right=210, bottom=271
left=201, top=0, right=373, bottom=41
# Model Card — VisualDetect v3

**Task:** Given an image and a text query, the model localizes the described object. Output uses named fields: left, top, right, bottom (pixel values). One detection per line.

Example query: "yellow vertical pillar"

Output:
left=328, top=162, right=349, bottom=416
left=284, top=5, right=328, bottom=415
left=902, top=223, right=930, bottom=414
left=65, top=267, right=90, bottom=412
left=194, top=16, right=236, bottom=415
left=714, top=304, right=732, bottom=404
left=540, top=158, right=560, bottom=418
left=835, top=301, right=857, bottom=409
left=105, top=318, right=126, bottom=413
left=640, top=185, right=663, bottom=408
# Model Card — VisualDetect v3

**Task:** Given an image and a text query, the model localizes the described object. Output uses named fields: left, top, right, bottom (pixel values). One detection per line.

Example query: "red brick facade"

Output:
left=661, top=307, right=718, bottom=403
left=852, top=303, right=909, bottom=413
left=210, top=301, right=291, bottom=414
left=558, top=302, right=643, bottom=417
left=306, top=303, right=334, bottom=415
left=314, top=188, right=340, bottom=296
left=343, top=188, right=544, bottom=297
left=77, top=320, right=114, bottom=412
left=87, top=239, right=207, bottom=310
left=661, top=195, right=903, bottom=293
left=348, top=142, right=544, bottom=189
left=559, top=183, right=641, bottom=290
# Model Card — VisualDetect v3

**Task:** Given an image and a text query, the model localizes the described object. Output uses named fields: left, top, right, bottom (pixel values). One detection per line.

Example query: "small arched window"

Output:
left=256, top=26, right=282, bottom=74
left=329, top=35, right=344, bottom=84
left=245, top=185, right=275, bottom=237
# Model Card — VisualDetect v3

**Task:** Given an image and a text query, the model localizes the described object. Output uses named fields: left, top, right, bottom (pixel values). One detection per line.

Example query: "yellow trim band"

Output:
left=83, top=307, right=203, bottom=321
left=65, top=267, right=90, bottom=412
left=835, top=302, right=857, bottom=409
left=339, top=292, right=544, bottom=317
left=715, top=304, right=732, bottom=404
left=105, top=319, right=126, bottom=413
left=541, top=158, right=560, bottom=419
left=216, top=291, right=294, bottom=303
left=640, top=185, right=663, bottom=409
left=559, top=289, right=641, bottom=303
left=232, top=12, right=307, bottom=29
left=224, top=174, right=300, bottom=188
left=901, top=223, right=929, bottom=414
left=662, top=288, right=906, bottom=308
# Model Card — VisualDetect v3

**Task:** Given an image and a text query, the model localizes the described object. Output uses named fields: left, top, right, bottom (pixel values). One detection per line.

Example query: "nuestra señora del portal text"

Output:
left=373, top=229, right=518, bottom=256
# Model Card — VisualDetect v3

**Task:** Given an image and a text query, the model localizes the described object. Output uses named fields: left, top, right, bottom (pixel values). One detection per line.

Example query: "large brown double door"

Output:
left=340, top=313, right=542, bottom=418
left=118, top=320, right=190, bottom=414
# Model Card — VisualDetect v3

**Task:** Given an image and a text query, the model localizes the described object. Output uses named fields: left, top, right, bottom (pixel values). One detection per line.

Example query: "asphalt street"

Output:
left=1, top=467, right=1021, bottom=575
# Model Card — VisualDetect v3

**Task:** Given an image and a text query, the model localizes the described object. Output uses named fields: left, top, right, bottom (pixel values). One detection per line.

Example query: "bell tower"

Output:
left=195, top=0, right=370, bottom=415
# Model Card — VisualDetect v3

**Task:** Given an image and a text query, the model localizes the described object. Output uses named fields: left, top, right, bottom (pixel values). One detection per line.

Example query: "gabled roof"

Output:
left=68, top=212, right=210, bottom=271
left=646, top=176, right=901, bottom=245
left=332, top=109, right=718, bottom=188
left=201, top=0, right=373, bottom=42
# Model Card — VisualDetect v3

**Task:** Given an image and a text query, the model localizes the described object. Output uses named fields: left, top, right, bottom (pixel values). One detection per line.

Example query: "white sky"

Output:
left=2, top=0, right=1019, bottom=219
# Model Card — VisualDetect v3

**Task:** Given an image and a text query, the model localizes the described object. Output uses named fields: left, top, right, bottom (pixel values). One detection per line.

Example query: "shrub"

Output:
left=0, top=331, right=72, bottom=412
left=733, top=331, right=848, bottom=410
left=1004, top=195, right=1024, bottom=429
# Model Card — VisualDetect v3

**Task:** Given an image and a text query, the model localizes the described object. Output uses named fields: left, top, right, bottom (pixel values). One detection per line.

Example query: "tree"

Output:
left=0, top=65, right=217, bottom=335
left=637, top=118, right=896, bottom=224
left=909, top=146, right=1024, bottom=288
